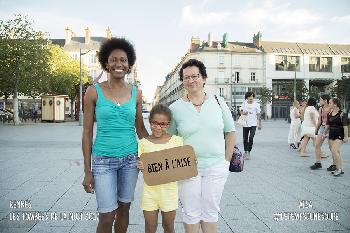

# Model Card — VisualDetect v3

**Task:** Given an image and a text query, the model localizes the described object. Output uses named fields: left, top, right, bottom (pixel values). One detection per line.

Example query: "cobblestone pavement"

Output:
left=0, top=120, right=349, bottom=232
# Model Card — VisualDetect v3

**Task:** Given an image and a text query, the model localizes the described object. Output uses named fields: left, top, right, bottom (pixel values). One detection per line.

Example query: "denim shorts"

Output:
left=92, top=153, right=139, bottom=213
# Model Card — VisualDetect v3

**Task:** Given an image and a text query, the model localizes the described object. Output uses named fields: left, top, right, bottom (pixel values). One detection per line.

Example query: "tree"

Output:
left=257, top=87, right=273, bottom=120
left=0, top=14, right=50, bottom=125
left=332, top=76, right=350, bottom=111
left=284, top=80, right=309, bottom=102
left=308, top=86, right=321, bottom=100
left=47, top=44, right=89, bottom=117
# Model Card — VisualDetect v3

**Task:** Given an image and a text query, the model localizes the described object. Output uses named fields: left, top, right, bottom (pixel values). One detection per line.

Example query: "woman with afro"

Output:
left=82, top=37, right=148, bottom=233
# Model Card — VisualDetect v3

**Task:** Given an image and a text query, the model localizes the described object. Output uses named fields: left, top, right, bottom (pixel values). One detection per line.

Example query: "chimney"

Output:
left=190, top=36, right=201, bottom=52
left=85, top=27, right=91, bottom=44
left=253, top=31, right=262, bottom=48
left=65, top=27, right=74, bottom=45
left=106, top=27, right=112, bottom=39
left=223, top=32, right=228, bottom=48
left=208, top=32, right=213, bottom=47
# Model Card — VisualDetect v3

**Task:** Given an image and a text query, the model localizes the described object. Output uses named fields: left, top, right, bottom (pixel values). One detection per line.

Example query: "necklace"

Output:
left=187, top=92, right=206, bottom=107
left=107, top=82, right=122, bottom=106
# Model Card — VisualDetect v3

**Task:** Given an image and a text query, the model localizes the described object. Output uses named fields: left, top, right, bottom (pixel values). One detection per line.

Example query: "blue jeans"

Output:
left=92, top=153, right=139, bottom=213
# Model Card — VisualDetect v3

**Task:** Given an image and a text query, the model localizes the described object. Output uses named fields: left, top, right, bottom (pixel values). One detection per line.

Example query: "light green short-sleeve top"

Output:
left=168, top=95, right=236, bottom=170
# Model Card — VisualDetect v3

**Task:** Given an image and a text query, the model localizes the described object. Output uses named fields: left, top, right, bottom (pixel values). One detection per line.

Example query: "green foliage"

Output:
left=0, top=14, right=50, bottom=98
left=283, top=80, right=309, bottom=101
left=257, top=86, right=273, bottom=105
left=47, top=44, right=89, bottom=100
left=308, top=86, right=321, bottom=100
left=333, top=76, right=350, bottom=102
left=256, top=86, right=273, bottom=119
left=0, top=14, right=89, bottom=102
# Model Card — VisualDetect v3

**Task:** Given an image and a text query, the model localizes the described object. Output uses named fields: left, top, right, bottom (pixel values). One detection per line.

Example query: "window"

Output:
left=234, top=72, right=240, bottom=83
left=217, top=71, right=227, bottom=83
left=250, top=57, right=257, bottom=67
left=219, top=56, right=224, bottom=64
left=219, top=88, right=225, bottom=97
left=251, top=72, right=256, bottom=82
left=275, top=55, right=300, bottom=71
left=90, top=69, right=97, bottom=78
left=341, top=57, right=350, bottom=73
left=309, top=57, right=332, bottom=72
left=233, top=56, right=239, bottom=66
left=72, top=53, right=78, bottom=60
left=90, top=54, right=97, bottom=64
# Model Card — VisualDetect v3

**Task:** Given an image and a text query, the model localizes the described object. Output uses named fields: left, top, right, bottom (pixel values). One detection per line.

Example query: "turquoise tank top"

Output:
left=92, top=83, right=138, bottom=157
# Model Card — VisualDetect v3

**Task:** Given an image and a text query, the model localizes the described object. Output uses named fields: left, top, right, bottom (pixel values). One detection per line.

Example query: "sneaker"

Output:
left=332, top=170, right=344, bottom=175
left=310, top=163, right=322, bottom=170
left=327, top=165, right=336, bottom=171
left=333, top=169, right=344, bottom=176
left=243, top=151, right=248, bottom=159
left=244, top=151, right=251, bottom=160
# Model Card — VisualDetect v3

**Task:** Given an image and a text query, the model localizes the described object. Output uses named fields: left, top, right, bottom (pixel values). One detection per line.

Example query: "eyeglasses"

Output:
left=183, top=74, right=200, bottom=82
left=150, top=121, right=170, bottom=128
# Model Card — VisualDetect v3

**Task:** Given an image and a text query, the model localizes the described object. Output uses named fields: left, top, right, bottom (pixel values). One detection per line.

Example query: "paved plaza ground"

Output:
left=0, top=120, right=349, bottom=233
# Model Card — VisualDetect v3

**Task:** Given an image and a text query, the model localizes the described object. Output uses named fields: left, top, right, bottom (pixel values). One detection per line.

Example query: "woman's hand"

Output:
left=82, top=171, right=94, bottom=193
left=343, top=138, right=349, bottom=143
left=137, top=160, right=144, bottom=170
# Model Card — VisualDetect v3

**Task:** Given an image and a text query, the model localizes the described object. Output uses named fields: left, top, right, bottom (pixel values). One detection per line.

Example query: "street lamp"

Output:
left=79, top=48, right=91, bottom=126
left=231, top=73, right=237, bottom=120
left=293, top=59, right=297, bottom=101
left=284, top=58, right=297, bottom=101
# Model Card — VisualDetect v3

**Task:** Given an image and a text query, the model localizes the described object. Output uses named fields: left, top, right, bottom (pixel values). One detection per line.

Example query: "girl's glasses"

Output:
left=150, top=121, right=170, bottom=128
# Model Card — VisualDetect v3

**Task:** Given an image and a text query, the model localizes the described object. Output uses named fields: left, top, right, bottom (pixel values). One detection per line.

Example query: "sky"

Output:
left=1, top=0, right=350, bottom=101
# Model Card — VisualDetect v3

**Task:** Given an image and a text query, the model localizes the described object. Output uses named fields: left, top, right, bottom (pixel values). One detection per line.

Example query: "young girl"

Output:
left=137, top=104, right=183, bottom=233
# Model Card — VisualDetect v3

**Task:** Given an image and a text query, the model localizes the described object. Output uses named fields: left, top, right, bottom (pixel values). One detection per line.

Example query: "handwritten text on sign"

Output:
left=140, top=145, right=198, bottom=186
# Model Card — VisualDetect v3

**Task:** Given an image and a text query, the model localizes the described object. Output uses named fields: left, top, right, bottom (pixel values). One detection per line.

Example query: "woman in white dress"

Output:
left=298, top=97, right=319, bottom=155
left=288, top=100, right=301, bottom=149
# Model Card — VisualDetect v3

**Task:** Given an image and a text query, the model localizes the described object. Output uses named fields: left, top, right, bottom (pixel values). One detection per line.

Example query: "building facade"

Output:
left=156, top=32, right=350, bottom=119
left=51, top=27, right=142, bottom=117
left=158, top=33, right=265, bottom=113
left=258, top=33, right=350, bottom=118
left=52, top=27, right=140, bottom=86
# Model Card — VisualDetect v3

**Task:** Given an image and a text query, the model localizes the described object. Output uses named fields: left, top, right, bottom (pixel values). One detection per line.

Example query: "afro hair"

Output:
left=98, top=37, right=136, bottom=71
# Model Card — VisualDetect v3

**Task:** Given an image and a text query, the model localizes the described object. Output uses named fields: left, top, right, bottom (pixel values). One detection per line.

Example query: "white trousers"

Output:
left=179, top=160, right=229, bottom=224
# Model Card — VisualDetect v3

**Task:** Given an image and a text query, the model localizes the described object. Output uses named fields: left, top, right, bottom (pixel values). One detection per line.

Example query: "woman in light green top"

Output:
left=168, top=59, right=236, bottom=233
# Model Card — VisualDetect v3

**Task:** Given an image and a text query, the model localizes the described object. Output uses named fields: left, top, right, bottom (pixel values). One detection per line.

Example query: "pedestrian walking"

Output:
left=81, top=37, right=148, bottom=233
left=298, top=97, right=319, bottom=156
left=33, top=102, right=39, bottom=123
left=137, top=104, right=183, bottom=233
left=168, top=59, right=236, bottom=233
left=240, top=92, right=261, bottom=160
left=310, top=94, right=331, bottom=169
left=288, top=100, right=301, bottom=149
left=322, top=98, right=348, bottom=176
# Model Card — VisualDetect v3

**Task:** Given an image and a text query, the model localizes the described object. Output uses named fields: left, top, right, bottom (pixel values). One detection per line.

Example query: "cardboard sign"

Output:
left=139, top=145, right=198, bottom=186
